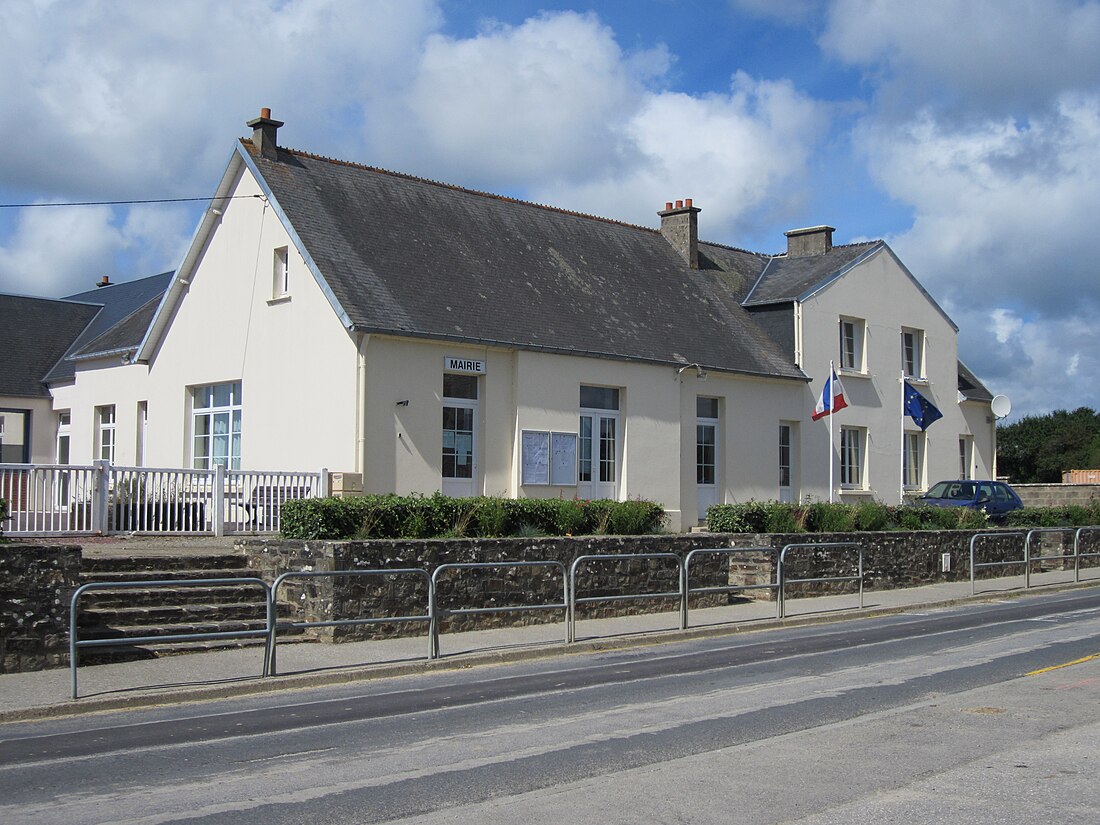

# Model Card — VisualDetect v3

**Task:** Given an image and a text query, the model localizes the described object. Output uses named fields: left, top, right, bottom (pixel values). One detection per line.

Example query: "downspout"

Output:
left=356, top=333, right=369, bottom=475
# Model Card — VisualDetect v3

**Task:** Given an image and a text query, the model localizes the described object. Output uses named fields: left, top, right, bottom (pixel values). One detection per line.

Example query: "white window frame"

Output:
left=272, top=246, right=290, bottom=299
left=839, top=317, right=866, bottom=373
left=191, top=382, right=242, bottom=470
left=901, top=327, right=924, bottom=379
left=839, top=426, right=866, bottom=489
left=903, top=431, right=924, bottom=490
left=95, top=405, right=116, bottom=464
left=959, top=436, right=974, bottom=480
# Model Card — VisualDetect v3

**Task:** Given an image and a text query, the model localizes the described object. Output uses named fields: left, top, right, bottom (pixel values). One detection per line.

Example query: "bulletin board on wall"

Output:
left=521, top=430, right=577, bottom=486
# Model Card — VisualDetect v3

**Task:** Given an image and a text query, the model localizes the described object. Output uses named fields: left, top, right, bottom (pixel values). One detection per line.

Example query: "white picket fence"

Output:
left=0, top=462, right=327, bottom=537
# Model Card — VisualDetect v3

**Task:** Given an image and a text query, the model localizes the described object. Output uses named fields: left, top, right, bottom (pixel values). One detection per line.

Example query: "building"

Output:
left=3, top=110, right=998, bottom=531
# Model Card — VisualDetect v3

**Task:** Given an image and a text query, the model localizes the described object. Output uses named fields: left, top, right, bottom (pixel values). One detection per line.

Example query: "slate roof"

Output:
left=742, top=242, right=881, bottom=306
left=44, top=272, right=172, bottom=383
left=243, top=142, right=806, bottom=381
left=0, top=295, right=101, bottom=397
left=957, top=361, right=994, bottom=402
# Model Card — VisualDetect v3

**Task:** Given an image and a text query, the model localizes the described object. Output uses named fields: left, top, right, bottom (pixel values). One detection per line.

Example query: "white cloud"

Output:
left=371, top=11, right=667, bottom=185
left=821, top=0, right=1100, bottom=114
left=0, top=206, right=123, bottom=298
left=533, top=72, right=829, bottom=234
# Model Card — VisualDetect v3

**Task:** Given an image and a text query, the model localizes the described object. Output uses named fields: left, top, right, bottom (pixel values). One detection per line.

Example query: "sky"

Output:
left=1, top=0, right=1098, bottom=420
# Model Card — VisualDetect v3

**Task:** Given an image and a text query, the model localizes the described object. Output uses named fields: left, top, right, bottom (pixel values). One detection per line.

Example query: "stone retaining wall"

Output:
left=0, top=544, right=81, bottom=674
left=1013, top=484, right=1100, bottom=508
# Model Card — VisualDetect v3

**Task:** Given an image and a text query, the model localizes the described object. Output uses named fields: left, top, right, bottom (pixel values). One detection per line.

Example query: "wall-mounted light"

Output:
left=395, top=399, right=410, bottom=407
left=676, top=363, right=708, bottom=381
left=210, top=207, right=223, bottom=216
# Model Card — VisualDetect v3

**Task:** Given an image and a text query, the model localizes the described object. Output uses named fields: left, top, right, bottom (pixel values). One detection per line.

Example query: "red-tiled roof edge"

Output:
left=242, top=138, right=661, bottom=235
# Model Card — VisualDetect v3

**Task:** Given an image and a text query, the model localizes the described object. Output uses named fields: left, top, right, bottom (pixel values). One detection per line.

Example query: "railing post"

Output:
left=212, top=464, right=225, bottom=537
left=319, top=468, right=330, bottom=498
left=92, top=460, right=111, bottom=534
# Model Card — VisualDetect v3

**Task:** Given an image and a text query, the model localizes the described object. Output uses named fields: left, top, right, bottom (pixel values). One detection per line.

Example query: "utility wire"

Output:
left=0, top=194, right=264, bottom=209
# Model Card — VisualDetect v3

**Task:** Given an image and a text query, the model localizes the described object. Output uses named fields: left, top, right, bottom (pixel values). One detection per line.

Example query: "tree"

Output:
left=998, top=407, right=1100, bottom=483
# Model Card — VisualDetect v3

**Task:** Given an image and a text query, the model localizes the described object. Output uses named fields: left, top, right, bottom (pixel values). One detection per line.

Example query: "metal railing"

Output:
left=69, top=578, right=272, bottom=699
left=430, top=562, right=568, bottom=658
left=1075, top=527, right=1100, bottom=582
left=568, top=553, right=683, bottom=643
left=681, top=547, right=779, bottom=629
left=1025, top=528, right=1080, bottom=588
left=268, top=569, right=431, bottom=674
left=2, top=461, right=324, bottom=537
left=970, top=532, right=1027, bottom=595
left=777, top=542, right=863, bottom=619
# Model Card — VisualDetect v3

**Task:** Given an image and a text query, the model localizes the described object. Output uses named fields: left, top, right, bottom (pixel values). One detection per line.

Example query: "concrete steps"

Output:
left=75, top=553, right=306, bottom=663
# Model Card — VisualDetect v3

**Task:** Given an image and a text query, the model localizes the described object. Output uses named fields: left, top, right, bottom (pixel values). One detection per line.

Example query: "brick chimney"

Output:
left=659, top=199, right=700, bottom=269
left=784, top=225, right=835, bottom=257
left=96, top=276, right=111, bottom=288
left=246, top=107, right=283, bottom=161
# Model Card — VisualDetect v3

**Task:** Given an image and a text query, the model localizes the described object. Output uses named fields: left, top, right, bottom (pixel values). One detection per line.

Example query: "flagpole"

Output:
left=829, top=360, right=835, bottom=504
left=899, top=371, right=905, bottom=506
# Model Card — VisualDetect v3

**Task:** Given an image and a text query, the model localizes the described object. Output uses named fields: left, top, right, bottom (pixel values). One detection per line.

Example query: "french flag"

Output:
left=812, top=367, right=848, bottom=421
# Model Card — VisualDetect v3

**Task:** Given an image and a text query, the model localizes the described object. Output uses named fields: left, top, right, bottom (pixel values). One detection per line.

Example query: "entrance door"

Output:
left=442, top=375, right=478, bottom=497
left=578, top=412, right=619, bottom=500
left=696, top=397, right=719, bottom=521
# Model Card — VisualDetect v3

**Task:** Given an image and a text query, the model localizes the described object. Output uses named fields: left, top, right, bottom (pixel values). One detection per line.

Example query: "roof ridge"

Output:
left=243, top=139, right=661, bottom=235
left=697, top=239, right=770, bottom=258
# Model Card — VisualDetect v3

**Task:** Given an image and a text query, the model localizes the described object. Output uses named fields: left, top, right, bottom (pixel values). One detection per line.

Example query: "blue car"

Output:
left=919, top=480, right=1024, bottom=519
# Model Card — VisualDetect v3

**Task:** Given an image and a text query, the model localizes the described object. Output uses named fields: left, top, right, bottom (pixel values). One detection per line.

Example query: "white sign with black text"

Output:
left=444, top=356, right=486, bottom=374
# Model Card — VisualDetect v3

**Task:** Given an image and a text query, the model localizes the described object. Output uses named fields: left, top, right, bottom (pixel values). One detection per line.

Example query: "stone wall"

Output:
left=241, top=527, right=1100, bottom=641
left=0, top=544, right=82, bottom=673
left=1013, top=484, right=1100, bottom=508
left=241, top=534, right=741, bottom=641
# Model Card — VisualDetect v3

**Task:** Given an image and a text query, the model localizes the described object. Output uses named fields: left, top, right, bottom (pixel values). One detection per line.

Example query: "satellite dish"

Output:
left=991, top=395, right=1012, bottom=419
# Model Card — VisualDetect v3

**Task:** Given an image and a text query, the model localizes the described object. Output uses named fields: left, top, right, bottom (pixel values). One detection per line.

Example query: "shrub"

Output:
left=281, top=493, right=667, bottom=540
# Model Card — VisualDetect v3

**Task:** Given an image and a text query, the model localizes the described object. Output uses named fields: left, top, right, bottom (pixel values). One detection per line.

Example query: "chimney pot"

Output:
left=685, top=198, right=692, bottom=208
left=97, top=276, right=110, bottom=288
left=260, top=107, right=271, bottom=119
left=675, top=199, right=684, bottom=208
left=665, top=201, right=673, bottom=211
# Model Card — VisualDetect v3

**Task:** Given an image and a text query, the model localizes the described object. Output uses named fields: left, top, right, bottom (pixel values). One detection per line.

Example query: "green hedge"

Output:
left=280, top=493, right=666, bottom=540
left=706, top=500, right=1100, bottom=534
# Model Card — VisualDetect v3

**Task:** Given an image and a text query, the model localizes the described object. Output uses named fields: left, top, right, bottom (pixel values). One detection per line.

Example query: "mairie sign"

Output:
left=444, top=356, right=486, bottom=374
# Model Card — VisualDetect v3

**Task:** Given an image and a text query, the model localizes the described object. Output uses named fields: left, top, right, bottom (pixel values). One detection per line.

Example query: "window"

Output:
left=839, top=317, right=865, bottom=372
left=779, top=424, right=792, bottom=489
left=840, top=426, right=865, bottom=488
left=0, top=409, right=31, bottom=463
left=903, top=431, right=923, bottom=489
left=442, top=374, right=478, bottom=486
left=959, top=436, right=973, bottom=480
left=901, top=328, right=924, bottom=378
left=696, top=397, right=718, bottom=486
left=95, top=406, right=116, bottom=463
left=272, top=246, right=290, bottom=298
left=579, top=385, right=620, bottom=490
left=136, top=402, right=148, bottom=467
left=56, top=411, right=71, bottom=464
left=192, top=382, right=242, bottom=469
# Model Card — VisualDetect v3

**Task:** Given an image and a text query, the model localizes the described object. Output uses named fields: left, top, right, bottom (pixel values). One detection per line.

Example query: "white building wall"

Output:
left=56, top=166, right=360, bottom=473
left=0, top=396, right=55, bottom=464
left=798, top=247, right=994, bottom=503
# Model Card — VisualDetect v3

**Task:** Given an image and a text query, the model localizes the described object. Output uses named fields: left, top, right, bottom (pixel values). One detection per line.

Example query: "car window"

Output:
left=978, top=483, right=994, bottom=500
left=993, top=484, right=1011, bottom=502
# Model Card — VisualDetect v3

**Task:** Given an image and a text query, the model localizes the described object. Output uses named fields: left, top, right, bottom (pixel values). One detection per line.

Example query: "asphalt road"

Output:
left=2, top=588, right=1099, bottom=824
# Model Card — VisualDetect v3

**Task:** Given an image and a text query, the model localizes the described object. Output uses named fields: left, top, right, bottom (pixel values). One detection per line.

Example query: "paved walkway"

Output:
left=3, top=570, right=1097, bottom=723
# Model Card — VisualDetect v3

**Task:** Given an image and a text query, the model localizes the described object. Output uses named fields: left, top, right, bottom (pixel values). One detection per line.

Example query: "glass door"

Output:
left=696, top=397, right=719, bottom=522
left=442, top=374, right=478, bottom=497
left=578, top=412, right=619, bottom=500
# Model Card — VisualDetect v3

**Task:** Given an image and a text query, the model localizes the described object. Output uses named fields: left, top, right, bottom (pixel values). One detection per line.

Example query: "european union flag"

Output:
left=904, top=380, right=943, bottom=430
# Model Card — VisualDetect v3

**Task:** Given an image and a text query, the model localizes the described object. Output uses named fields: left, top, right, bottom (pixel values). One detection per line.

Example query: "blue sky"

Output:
left=2, top=0, right=1099, bottom=420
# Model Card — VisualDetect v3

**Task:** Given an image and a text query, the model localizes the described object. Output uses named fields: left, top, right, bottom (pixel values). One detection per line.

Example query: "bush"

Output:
left=280, top=493, right=666, bottom=540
